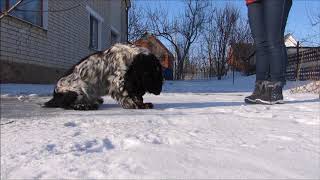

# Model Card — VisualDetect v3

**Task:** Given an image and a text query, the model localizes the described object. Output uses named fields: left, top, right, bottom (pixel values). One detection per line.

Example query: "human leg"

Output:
left=245, top=2, right=269, bottom=103
left=247, top=2, right=270, bottom=81
left=282, top=0, right=293, bottom=83
left=245, top=0, right=292, bottom=104
left=263, top=0, right=292, bottom=83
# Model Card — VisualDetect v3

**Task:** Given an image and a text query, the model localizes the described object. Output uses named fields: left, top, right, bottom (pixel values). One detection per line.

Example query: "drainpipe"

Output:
left=125, top=0, right=131, bottom=43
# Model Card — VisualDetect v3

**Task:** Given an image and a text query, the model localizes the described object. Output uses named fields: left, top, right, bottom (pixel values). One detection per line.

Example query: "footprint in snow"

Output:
left=46, top=144, right=56, bottom=152
left=72, top=138, right=114, bottom=154
left=73, top=131, right=81, bottom=137
left=45, top=144, right=60, bottom=154
left=64, top=122, right=77, bottom=127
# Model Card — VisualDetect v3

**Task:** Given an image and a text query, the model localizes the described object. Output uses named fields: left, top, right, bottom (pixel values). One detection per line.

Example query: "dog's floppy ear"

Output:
left=136, top=53, right=163, bottom=95
left=125, top=53, right=163, bottom=96
left=124, top=54, right=146, bottom=96
left=147, top=54, right=163, bottom=95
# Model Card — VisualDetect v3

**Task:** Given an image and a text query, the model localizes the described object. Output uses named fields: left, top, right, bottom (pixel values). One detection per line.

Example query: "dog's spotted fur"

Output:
left=44, top=43, right=163, bottom=110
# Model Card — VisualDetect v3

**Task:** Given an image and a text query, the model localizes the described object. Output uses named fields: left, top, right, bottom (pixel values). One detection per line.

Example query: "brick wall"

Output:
left=0, top=0, right=128, bottom=83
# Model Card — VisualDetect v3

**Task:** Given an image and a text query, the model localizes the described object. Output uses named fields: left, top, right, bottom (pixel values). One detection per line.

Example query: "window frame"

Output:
left=110, top=26, right=120, bottom=45
left=89, top=15, right=99, bottom=50
left=1, top=0, right=48, bottom=29
left=86, top=5, right=104, bottom=51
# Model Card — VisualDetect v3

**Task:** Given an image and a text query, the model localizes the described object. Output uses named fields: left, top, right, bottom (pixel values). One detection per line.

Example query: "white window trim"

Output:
left=7, top=0, right=48, bottom=30
left=86, top=5, right=104, bottom=51
left=111, top=26, right=120, bottom=43
left=42, top=0, right=48, bottom=30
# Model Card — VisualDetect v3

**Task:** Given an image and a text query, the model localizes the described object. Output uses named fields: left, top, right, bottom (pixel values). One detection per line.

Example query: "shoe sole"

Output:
left=256, top=99, right=284, bottom=105
left=245, top=98, right=284, bottom=105
left=244, top=97, right=257, bottom=104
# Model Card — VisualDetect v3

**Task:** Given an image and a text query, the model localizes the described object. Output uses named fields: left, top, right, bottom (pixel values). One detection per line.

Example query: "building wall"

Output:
left=109, top=0, right=129, bottom=43
left=0, top=0, right=128, bottom=83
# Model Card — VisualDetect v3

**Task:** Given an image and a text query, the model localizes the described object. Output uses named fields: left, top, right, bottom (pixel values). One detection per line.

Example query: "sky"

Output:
left=135, top=0, right=320, bottom=47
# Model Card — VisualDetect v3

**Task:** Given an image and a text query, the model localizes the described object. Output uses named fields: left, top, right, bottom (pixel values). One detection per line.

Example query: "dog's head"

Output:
left=125, top=53, right=163, bottom=96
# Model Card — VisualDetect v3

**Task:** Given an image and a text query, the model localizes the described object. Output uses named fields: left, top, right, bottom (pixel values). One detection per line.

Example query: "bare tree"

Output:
left=202, top=3, right=217, bottom=78
left=184, top=45, right=204, bottom=80
left=310, top=14, right=320, bottom=27
left=231, top=16, right=252, bottom=46
left=304, top=4, right=320, bottom=46
left=307, top=5, right=320, bottom=27
left=229, top=15, right=254, bottom=75
left=128, top=1, right=148, bottom=42
left=202, top=4, right=240, bottom=80
left=146, top=0, right=208, bottom=80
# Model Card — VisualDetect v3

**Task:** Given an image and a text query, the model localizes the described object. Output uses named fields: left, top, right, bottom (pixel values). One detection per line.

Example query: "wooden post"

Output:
left=295, top=41, right=300, bottom=81
left=232, top=65, right=235, bottom=85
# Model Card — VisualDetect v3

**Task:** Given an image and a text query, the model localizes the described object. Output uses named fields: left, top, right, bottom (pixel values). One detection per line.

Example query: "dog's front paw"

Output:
left=143, top=103, right=153, bottom=109
left=73, top=103, right=99, bottom=110
left=120, top=97, right=153, bottom=109
left=121, top=102, right=153, bottom=109
left=97, top=98, right=104, bottom=104
left=121, top=103, right=139, bottom=109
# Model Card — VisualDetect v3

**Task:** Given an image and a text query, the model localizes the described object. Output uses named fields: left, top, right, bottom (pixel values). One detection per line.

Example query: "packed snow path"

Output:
left=1, top=78, right=319, bottom=179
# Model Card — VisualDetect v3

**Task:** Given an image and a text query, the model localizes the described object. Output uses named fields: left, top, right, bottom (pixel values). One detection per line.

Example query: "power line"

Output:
left=15, top=0, right=88, bottom=13
left=300, top=40, right=320, bottom=47
left=0, top=0, right=23, bottom=19
left=16, top=0, right=38, bottom=8
left=2, top=0, right=88, bottom=14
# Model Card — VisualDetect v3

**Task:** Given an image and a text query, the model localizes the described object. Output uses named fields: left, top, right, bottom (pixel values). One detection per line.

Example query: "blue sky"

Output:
left=135, top=0, right=320, bottom=47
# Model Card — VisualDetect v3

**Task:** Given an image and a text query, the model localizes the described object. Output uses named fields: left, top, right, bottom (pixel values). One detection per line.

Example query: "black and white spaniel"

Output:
left=44, top=43, right=163, bottom=110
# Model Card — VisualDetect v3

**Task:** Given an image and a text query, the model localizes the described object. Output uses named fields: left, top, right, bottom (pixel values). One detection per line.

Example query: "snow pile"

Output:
left=0, top=84, right=54, bottom=97
left=1, top=75, right=318, bottom=96
left=289, top=81, right=320, bottom=95
left=1, top=76, right=320, bottom=179
left=163, top=75, right=254, bottom=93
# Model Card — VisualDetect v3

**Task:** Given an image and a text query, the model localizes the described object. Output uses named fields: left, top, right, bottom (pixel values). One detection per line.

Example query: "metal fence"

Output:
left=286, top=47, right=320, bottom=81
left=179, top=46, right=320, bottom=81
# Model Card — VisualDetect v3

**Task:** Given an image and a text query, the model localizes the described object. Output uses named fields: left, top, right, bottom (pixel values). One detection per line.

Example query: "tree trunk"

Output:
left=174, top=52, right=184, bottom=80
left=217, top=61, right=221, bottom=80
left=208, top=54, right=213, bottom=78
left=176, top=59, right=184, bottom=80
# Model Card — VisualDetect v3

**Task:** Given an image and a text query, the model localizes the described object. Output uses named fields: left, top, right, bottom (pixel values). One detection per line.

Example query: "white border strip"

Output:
left=42, top=0, right=48, bottom=29
left=85, top=5, right=104, bottom=22
left=86, top=5, right=104, bottom=50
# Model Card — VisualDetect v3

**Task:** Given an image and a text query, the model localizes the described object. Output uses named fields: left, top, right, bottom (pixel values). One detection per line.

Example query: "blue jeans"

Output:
left=248, top=0, right=292, bottom=83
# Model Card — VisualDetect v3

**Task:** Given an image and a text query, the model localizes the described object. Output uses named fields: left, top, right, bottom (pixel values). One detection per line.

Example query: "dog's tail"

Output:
left=43, top=91, right=77, bottom=108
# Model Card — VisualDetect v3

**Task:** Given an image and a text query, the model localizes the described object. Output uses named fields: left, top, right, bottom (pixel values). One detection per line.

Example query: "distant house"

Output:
left=227, top=43, right=256, bottom=75
left=285, top=33, right=304, bottom=55
left=134, top=33, right=174, bottom=80
left=284, top=33, right=298, bottom=47
left=227, top=34, right=312, bottom=75
left=285, top=34, right=318, bottom=56
left=0, top=0, right=131, bottom=83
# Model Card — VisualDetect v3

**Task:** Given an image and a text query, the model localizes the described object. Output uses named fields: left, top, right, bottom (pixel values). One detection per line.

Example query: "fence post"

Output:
left=295, top=41, right=300, bottom=81
left=232, top=61, right=235, bottom=85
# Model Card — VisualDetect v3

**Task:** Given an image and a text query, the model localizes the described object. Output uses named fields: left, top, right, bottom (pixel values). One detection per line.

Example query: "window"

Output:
left=0, top=0, right=6, bottom=12
left=111, top=30, right=119, bottom=45
left=1, top=0, right=45, bottom=27
left=89, top=15, right=99, bottom=50
left=86, top=5, right=103, bottom=51
left=110, top=26, right=120, bottom=45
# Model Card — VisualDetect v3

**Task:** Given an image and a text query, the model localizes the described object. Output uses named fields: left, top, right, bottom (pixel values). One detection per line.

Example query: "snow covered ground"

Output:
left=1, top=76, right=319, bottom=179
